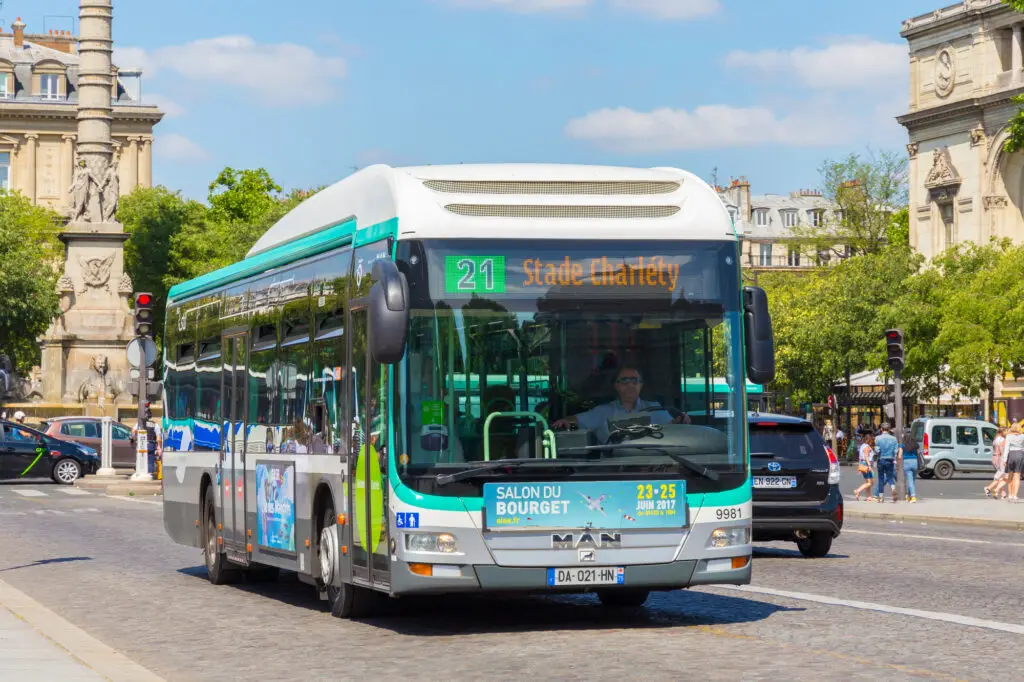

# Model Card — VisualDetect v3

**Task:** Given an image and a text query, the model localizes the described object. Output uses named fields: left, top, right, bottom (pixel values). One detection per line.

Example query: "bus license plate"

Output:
left=753, top=476, right=797, bottom=489
left=547, top=567, right=625, bottom=586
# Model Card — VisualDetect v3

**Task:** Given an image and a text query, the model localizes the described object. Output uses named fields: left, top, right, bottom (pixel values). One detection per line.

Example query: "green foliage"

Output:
left=789, top=150, right=908, bottom=258
left=1003, top=94, right=1024, bottom=154
left=0, top=191, right=62, bottom=372
left=1003, top=0, right=1024, bottom=12
left=207, top=167, right=282, bottom=225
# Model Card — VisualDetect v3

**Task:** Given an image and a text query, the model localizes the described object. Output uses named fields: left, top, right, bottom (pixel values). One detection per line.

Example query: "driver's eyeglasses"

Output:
left=615, top=377, right=642, bottom=385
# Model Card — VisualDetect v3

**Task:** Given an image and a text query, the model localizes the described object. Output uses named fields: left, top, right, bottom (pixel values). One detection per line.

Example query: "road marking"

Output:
left=845, top=528, right=1024, bottom=547
left=101, top=494, right=162, bottom=506
left=0, top=508, right=99, bottom=517
left=59, top=488, right=92, bottom=496
left=13, top=489, right=47, bottom=497
left=723, top=585, right=1024, bottom=635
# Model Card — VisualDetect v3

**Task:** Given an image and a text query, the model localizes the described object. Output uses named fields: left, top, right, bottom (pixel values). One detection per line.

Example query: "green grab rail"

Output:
left=482, top=411, right=558, bottom=462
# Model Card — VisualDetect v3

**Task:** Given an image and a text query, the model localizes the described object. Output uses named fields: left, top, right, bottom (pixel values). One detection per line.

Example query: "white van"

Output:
left=910, top=417, right=997, bottom=480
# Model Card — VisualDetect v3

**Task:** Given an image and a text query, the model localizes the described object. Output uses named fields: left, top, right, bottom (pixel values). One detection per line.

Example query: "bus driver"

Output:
left=552, top=367, right=688, bottom=443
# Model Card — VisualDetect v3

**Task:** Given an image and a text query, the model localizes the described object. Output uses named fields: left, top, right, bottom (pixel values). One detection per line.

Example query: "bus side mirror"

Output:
left=743, top=286, right=775, bottom=385
left=369, top=259, right=410, bottom=365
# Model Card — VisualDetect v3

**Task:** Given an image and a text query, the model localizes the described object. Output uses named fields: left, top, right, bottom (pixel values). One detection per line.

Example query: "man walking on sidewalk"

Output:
left=875, top=422, right=899, bottom=503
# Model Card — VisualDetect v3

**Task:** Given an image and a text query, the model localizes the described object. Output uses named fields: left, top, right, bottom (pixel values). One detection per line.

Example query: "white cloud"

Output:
left=116, top=36, right=347, bottom=106
left=725, top=39, right=906, bottom=90
left=565, top=104, right=846, bottom=153
left=443, top=0, right=589, bottom=11
left=155, top=133, right=210, bottom=163
left=610, top=0, right=719, bottom=20
left=112, top=46, right=155, bottom=74
left=145, top=93, right=185, bottom=118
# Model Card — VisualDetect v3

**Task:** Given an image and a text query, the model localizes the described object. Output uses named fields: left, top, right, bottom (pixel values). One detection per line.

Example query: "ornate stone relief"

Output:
left=78, top=253, right=114, bottom=293
left=934, top=46, right=956, bottom=98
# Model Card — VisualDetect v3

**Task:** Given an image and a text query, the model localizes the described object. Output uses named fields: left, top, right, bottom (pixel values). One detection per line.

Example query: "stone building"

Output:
left=717, top=178, right=840, bottom=272
left=899, top=0, right=1024, bottom=260
left=0, top=17, right=160, bottom=214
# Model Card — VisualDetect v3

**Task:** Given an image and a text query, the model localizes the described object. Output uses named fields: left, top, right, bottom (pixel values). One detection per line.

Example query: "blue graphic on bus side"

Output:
left=395, top=512, right=420, bottom=529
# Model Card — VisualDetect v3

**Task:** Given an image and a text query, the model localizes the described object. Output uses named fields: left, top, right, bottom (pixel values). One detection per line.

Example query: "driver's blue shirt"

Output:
left=575, top=399, right=671, bottom=443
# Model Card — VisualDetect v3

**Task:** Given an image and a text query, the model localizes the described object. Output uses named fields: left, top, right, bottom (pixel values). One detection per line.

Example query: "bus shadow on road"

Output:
left=178, top=565, right=803, bottom=634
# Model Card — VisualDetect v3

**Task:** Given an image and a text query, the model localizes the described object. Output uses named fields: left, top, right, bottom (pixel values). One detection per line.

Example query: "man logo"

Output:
left=767, top=461, right=782, bottom=472
left=551, top=532, right=621, bottom=549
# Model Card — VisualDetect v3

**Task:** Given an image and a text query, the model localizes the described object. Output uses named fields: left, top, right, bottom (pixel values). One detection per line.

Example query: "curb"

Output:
left=0, top=578, right=164, bottom=681
left=847, top=510, right=1024, bottom=531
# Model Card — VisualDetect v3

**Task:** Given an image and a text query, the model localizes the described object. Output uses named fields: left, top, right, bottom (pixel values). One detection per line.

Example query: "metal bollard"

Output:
left=97, top=416, right=116, bottom=477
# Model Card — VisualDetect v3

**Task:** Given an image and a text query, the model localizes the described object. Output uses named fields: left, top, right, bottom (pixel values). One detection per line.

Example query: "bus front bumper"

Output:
left=389, top=557, right=751, bottom=595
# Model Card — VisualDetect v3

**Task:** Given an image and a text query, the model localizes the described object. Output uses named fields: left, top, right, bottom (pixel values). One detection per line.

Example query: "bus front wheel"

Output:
left=319, top=504, right=371, bottom=619
left=203, top=491, right=240, bottom=585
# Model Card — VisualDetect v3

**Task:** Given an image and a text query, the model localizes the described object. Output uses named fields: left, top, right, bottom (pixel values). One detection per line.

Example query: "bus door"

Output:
left=348, top=306, right=390, bottom=589
left=221, top=333, right=249, bottom=555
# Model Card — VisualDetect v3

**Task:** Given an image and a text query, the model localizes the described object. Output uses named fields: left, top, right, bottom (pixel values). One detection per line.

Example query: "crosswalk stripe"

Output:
left=13, top=489, right=47, bottom=497
left=59, top=488, right=92, bottom=496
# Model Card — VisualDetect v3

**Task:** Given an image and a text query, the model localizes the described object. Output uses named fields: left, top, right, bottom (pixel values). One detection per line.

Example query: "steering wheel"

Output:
left=642, top=405, right=685, bottom=419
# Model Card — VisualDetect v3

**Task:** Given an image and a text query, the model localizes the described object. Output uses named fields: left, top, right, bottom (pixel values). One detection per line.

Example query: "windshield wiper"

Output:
left=556, top=444, right=720, bottom=481
left=435, top=459, right=568, bottom=486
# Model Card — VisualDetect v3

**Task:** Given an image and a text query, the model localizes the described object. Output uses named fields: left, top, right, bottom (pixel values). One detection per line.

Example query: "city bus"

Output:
left=161, top=163, right=775, bottom=617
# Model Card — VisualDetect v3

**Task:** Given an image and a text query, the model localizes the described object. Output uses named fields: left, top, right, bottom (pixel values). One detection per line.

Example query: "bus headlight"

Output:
left=707, top=527, right=749, bottom=549
left=405, top=532, right=458, bottom=553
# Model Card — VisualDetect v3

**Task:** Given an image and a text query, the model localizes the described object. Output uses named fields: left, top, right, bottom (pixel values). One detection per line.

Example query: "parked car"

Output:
left=0, top=419, right=100, bottom=484
left=39, top=417, right=137, bottom=469
left=910, top=417, right=997, bottom=480
left=749, top=413, right=843, bottom=558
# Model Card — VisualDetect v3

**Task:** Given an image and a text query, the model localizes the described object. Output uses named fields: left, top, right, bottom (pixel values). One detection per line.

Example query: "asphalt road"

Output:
left=1, top=479, right=1023, bottom=681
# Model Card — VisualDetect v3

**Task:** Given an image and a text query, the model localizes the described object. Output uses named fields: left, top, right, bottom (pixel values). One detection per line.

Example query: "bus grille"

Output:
left=424, top=180, right=680, bottom=195
left=443, top=204, right=680, bottom=219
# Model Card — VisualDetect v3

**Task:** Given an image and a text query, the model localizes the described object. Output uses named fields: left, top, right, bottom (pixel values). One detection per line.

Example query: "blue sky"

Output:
left=20, top=0, right=942, bottom=200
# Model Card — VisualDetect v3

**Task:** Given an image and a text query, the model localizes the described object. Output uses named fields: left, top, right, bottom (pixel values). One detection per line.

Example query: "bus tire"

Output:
left=203, top=491, right=239, bottom=585
left=319, top=504, right=371, bottom=619
left=597, top=589, right=650, bottom=608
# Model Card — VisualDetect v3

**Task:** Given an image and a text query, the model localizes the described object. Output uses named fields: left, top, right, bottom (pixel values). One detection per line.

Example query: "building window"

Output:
left=809, top=209, right=824, bottom=227
left=781, top=210, right=798, bottom=228
left=754, top=209, right=768, bottom=226
left=0, top=152, right=9, bottom=190
left=0, top=74, right=10, bottom=98
left=40, top=74, right=60, bottom=100
left=759, top=243, right=772, bottom=266
left=788, top=248, right=801, bottom=267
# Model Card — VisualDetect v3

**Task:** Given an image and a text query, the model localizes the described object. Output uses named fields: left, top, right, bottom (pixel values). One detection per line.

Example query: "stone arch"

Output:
left=983, top=125, right=1024, bottom=241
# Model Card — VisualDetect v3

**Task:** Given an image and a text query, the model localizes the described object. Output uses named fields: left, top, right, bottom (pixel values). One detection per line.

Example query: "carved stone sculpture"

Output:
left=77, top=354, right=121, bottom=406
left=68, top=159, right=95, bottom=223
left=100, top=161, right=119, bottom=222
left=78, top=253, right=115, bottom=293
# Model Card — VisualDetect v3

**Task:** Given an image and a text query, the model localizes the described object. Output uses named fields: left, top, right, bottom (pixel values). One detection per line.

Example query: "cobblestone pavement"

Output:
left=1, top=481, right=1022, bottom=681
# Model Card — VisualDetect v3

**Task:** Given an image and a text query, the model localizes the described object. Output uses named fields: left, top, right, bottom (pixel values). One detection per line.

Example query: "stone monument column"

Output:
left=39, top=0, right=134, bottom=415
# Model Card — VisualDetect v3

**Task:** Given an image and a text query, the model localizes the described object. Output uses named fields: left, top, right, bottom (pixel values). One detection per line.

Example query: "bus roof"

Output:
left=169, top=164, right=735, bottom=303
left=249, top=163, right=734, bottom=256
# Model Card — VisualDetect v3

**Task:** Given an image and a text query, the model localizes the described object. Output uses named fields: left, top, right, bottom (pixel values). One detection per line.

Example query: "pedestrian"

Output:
left=985, top=427, right=1008, bottom=499
left=835, top=426, right=846, bottom=460
left=131, top=407, right=163, bottom=477
left=853, top=432, right=876, bottom=501
left=898, top=432, right=919, bottom=503
left=13, top=410, right=25, bottom=425
left=874, top=422, right=899, bottom=503
left=1005, top=423, right=1024, bottom=503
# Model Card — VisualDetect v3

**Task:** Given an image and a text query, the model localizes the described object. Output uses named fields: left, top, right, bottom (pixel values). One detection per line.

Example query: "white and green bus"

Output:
left=161, top=163, right=775, bottom=617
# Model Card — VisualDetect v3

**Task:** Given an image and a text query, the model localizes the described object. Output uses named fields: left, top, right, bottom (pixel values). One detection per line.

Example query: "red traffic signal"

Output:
left=884, top=328, right=904, bottom=372
left=136, top=293, right=152, bottom=306
left=134, top=292, right=154, bottom=338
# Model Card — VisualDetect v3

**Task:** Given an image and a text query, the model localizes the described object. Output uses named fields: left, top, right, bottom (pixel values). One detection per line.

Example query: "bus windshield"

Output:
left=394, top=239, right=747, bottom=497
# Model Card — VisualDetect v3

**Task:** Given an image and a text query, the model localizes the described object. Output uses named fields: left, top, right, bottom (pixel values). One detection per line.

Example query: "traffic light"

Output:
left=885, top=329, right=904, bottom=373
left=134, top=292, right=154, bottom=338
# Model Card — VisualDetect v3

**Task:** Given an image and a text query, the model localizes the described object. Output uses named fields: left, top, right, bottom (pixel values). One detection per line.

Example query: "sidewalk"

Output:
left=845, top=496, right=1024, bottom=530
left=0, top=579, right=162, bottom=682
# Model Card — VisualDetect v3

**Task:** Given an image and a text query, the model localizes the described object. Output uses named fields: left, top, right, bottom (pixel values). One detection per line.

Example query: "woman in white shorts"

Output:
left=986, top=428, right=1008, bottom=499
left=1002, top=423, right=1024, bottom=502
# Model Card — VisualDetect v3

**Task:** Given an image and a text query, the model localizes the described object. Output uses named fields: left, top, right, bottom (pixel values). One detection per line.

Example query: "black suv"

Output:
left=749, top=413, right=842, bottom=557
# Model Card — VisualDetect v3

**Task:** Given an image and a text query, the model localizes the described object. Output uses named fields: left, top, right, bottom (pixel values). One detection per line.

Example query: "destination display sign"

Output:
left=443, top=254, right=693, bottom=297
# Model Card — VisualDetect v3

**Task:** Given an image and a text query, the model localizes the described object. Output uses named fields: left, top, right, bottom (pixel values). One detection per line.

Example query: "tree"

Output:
left=790, top=150, right=908, bottom=258
left=207, top=167, right=282, bottom=225
left=0, top=191, right=62, bottom=373
left=118, top=186, right=208, bottom=344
